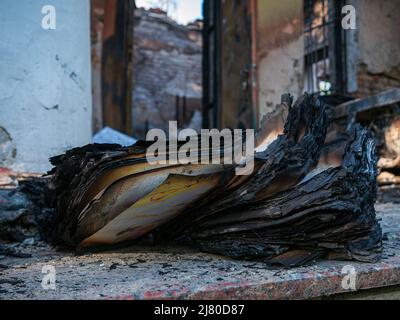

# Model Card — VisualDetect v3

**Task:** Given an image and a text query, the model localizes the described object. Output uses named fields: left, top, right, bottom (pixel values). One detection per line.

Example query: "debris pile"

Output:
left=0, top=177, right=54, bottom=243
left=332, top=89, right=400, bottom=203
left=48, top=93, right=382, bottom=267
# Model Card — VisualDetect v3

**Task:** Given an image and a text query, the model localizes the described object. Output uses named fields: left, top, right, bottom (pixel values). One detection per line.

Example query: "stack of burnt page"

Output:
left=48, top=93, right=382, bottom=267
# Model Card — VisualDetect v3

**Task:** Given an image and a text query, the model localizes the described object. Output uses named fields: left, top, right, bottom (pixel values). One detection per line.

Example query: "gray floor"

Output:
left=0, top=203, right=399, bottom=300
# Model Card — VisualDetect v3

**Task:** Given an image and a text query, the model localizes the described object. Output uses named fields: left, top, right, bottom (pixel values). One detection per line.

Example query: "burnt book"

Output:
left=48, top=93, right=382, bottom=267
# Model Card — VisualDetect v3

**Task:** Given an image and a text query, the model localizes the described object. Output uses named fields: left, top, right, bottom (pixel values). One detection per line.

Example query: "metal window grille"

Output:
left=304, top=0, right=347, bottom=95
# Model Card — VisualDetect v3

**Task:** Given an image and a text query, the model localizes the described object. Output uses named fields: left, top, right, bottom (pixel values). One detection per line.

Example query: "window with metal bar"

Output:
left=304, top=0, right=346, bottom=95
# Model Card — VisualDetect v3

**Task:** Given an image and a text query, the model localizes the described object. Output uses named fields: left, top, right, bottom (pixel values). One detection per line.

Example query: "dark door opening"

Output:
left=91, top=0, right=204, bottom=140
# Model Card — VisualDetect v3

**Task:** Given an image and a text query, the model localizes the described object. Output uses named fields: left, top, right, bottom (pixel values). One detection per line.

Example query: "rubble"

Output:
left=93, top=127, right=138, bottom=146
left=333, top=89, right=400, bottom=203
left=0, top=175, right=54, bottom=245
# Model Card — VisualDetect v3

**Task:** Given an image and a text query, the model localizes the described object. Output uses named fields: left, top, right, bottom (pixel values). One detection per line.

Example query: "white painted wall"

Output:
left=0, top=0, right=92, bottom=173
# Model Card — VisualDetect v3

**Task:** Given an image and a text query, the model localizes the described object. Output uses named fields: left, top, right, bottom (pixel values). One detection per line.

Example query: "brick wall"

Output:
left=356, top=64, right=400, bottom=98
left=132, top=8, right=203, bottom=138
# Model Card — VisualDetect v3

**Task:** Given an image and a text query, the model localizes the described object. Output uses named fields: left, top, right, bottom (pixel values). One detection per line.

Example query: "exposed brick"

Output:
left=132, top=9, right=203, bottom=138
left=355, top=65, right=400, bottom=99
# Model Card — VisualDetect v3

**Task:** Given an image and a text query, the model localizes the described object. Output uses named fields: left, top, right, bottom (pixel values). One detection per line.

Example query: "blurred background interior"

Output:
left=0, top=0, right=399, bottom=174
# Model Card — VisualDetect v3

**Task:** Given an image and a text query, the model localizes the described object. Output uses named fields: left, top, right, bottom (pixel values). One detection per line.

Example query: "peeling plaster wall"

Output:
left=256, top=0, right=304, bottom=118
left=358, top=0, right=400, bottom=74
left=0, top=0, right=92, bottom=173
left=355, top=0, right=400, bottom=97
left=254, top=0, right=400, bottom=110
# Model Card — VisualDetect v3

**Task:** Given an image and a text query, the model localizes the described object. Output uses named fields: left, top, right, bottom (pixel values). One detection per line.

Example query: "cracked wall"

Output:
left=0, top=0, right=92, bottom=173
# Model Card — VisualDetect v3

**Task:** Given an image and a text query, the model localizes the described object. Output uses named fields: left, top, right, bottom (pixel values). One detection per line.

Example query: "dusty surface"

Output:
left=0, top=203, right=399, bottom=300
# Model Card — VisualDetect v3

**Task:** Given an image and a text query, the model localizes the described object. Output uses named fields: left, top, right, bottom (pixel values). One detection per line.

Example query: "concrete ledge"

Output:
left=0, top=203, right=399, bottom=300
left=334, top=88, right=400, bottom=119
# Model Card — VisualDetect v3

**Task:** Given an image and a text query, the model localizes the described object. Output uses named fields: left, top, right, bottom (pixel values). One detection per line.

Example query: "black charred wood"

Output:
left=187, top=125, right=382, bottom=265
